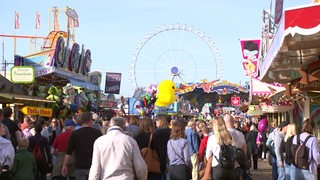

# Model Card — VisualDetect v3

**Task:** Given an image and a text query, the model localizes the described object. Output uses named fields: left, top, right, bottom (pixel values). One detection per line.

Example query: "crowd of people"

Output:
left=0, top=105, right=320, bottom=180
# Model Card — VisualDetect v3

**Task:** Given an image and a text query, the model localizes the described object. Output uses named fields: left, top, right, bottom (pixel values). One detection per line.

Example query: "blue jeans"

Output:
left=276, top=161, right=285, bottom=180
left=296, top=168, right=317, bottom=180
left=74, top=169, right=89, bottom=180
left=271, top=155, right=278, bottom=180
left=284, top=163, right=296, bottom=180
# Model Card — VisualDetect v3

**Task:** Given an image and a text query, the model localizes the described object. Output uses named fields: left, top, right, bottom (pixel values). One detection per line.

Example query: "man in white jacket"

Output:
left=89, top=116, right=148, bottom=180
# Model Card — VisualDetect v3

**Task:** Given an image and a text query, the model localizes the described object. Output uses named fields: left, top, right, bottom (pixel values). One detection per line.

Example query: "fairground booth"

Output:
left=258, top=3, right=320, bottom=137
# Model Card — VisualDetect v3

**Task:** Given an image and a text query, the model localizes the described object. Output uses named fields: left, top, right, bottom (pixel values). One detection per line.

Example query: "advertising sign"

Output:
left=105, top=72, right=121, bottom=94
left=20, top=106, right=52, bottom=117
left=11, top=66, right=35, bottom=83
left=231, top=96, right=241, bottom=106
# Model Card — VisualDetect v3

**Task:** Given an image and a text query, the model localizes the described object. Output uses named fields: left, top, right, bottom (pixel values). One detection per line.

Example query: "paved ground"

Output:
left=47, top=157, right=273, bottom=180
left=250, top=158, right=272, bottom=180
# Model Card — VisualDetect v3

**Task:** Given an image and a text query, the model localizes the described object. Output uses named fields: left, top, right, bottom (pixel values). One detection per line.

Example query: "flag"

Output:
left=239, top=39, right=261, bottom=77
left=36, top=11, right=40, bottom=29
left=15, top=11, right=20, bottom=29
left=74, top=18, right=79, bottom=27
left=67, top=16, right=72, bottom=28
left=274, top=0, right=284, bottom=24
left=239, top=39, right=261, bottom=60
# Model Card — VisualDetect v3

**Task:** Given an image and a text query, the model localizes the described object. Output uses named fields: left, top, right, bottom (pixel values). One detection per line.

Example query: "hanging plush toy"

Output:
left=155, top=80, right=177, bottom=107
left=37, top=85, right=47, bottom=99
left=46, top=86, right=62, bottom=117
left=46, top=86, right=61, bottom=103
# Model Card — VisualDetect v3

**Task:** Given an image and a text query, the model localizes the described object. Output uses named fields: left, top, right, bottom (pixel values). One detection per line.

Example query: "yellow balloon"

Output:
left=155, top=80, right=177, bottom=107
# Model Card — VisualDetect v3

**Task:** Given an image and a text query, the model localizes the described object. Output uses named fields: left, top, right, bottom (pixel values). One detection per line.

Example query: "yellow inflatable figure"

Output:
left=155, top=80, right=177, bottom=107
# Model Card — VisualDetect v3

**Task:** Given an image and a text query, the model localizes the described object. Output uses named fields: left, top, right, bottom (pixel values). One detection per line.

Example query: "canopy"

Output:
left=251, top=78, right=285, bottom=98
left=259, top=4, right=320, bottom=83
left=0, top=92, right=56, bottom=104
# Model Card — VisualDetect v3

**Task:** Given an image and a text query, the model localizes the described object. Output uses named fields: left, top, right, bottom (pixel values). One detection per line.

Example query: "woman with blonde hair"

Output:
left=284, top=123, right=297, bottom=180
left=206, top=116, right=233, bottom=179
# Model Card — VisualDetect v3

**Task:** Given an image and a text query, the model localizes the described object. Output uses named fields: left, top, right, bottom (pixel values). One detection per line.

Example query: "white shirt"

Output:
left=88, top=126, right=147, bottom=180
left=205, top=134, right=221, bottom=167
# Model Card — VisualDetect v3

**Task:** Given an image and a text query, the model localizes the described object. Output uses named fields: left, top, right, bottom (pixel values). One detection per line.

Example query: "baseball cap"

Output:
left=64, top=119, right=77, bottom=127
left=279, top=121, right=289, bottom=128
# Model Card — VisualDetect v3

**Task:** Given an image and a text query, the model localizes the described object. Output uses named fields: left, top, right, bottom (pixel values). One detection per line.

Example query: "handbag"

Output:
left=141, top=133, right=161, bottom=173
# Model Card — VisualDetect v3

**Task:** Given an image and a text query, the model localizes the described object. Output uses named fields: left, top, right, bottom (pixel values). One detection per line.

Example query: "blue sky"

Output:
left=0, top=0, right=311, bottom=97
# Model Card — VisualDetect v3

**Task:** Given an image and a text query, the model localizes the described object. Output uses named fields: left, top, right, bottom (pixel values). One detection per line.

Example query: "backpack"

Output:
left=215, top=143, right=237, bottom=169
left=290, top=134, right=312, bottom=170
left=33, top=143, right=43, bottom=162
left=266, top=130, right=276, bottom=155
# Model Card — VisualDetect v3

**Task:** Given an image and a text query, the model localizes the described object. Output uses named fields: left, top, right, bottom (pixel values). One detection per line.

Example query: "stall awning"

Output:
left=68, top=78, right=100, bottom=91
left=35, top=71, right=101, bottom=91
left=251, top=78, right=285, bottom=97
left=259, top=4, right=320, bottom=84
left=0, top=92, right=56, bottom=103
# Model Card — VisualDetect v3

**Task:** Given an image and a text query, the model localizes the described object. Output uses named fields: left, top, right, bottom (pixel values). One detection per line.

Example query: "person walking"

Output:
left=51, top=119, right=77, bottom=180
left=0, top=121, right=15, bottom=180
left=185, top=118, right=200, bottom=180
left=61, top=112, right=102, bottom=180
left=153, top=116, right=171, bottom=180
left=167, top=121, right=192, bottom=180
left=206, top=116, right=234, bottom=179
left=291, top=119, right=320, bottom=180
left=224, top=114, right=247, bottom=179
left=28, top=123, right=52, bottom=180
left=11, top=138, right=37, bottom=180
left=88, top=116, right=147, bottom=180
left=246, top=125, right=258, bottom=170
left=283, top=123, right=297, bottom=180
left=273, top=121, right=289, bottom=180
left=135, top=116, right=160, bottom=179
left=2, top=107, right=21, bottom=151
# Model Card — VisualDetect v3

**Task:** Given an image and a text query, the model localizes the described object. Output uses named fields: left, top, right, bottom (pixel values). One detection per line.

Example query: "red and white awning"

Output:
left=251, top=78, right=286, bottom=97
left=259, top=4, right=320, bottom=83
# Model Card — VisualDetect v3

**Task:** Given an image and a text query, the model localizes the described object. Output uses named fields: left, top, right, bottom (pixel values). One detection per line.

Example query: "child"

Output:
left=11, top=138, right=37, bottom=180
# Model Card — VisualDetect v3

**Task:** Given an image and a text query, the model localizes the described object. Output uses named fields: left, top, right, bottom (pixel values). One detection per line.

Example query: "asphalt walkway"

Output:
left=250, top=158, right=272, bottom=180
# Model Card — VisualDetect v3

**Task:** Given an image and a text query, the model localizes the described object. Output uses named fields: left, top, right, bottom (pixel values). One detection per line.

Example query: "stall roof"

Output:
left=259, top=4, right=320, bottom=84
left=0, top=92, right=56, bottom=104
left=36, top=71, right=100, bottom=91
left=251, top=78, right=285, bottom=97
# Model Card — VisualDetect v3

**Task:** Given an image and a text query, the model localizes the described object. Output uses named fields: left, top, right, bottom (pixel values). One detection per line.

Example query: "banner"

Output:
left=105, top=72, right=121, bottom=94
left=242, top=59, right=258, bottom=77
left=231, top=96, right=241, bottom=106
left=36, top=11, right=40, bottom=29
left=240, top=39, right=261, bottom=77
left=274, top=0, right=284, bottom=24
left=15, top=11, right=20, bottom=29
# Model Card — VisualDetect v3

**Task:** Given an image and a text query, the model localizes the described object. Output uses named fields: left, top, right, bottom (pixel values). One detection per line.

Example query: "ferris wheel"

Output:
left=128, top=23, right=224, bottom=91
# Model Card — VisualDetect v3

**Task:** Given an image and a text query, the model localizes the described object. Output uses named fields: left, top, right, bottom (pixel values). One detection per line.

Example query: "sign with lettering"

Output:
left=20, top=106, right=53, bottom=117
left=10, top=66, right=35, bottom=83
left=231, top=96, right=241, bottom=106
left=105, top=72, right=121, bottom=94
